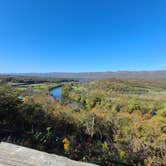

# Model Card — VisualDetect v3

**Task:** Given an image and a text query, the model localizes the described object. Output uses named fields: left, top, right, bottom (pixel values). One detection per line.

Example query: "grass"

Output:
left=16, top=83, right=58, bottom=95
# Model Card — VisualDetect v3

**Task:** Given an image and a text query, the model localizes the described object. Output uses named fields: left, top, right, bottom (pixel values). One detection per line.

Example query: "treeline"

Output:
left=0, top=75, right=78, bottom=84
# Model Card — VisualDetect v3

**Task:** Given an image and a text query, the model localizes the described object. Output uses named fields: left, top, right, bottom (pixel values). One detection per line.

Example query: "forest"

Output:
left=0, top=76, right=166, bottom=166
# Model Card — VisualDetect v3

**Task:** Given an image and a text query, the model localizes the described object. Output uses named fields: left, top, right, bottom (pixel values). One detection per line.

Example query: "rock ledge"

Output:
left=0, top=142, right=98, bottom=166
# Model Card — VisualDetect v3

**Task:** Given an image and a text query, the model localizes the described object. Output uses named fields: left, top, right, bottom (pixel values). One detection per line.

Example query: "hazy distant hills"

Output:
left=7, top=70, right=166, bottom=80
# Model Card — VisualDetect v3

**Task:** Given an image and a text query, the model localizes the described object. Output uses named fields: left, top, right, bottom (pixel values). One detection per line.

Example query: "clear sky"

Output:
left=0, top=0, right=166, bottom=73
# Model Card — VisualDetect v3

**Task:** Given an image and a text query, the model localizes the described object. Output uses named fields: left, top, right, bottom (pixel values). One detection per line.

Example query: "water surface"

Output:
left=50, top=86, right=62, bottom=101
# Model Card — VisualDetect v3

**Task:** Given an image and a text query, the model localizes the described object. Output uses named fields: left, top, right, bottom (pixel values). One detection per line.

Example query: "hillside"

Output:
left=0, top=78, right=166, bottom=165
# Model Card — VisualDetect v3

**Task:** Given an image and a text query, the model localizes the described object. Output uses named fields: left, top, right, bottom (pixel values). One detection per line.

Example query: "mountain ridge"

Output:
left=1, top=70, right=166, bottom=80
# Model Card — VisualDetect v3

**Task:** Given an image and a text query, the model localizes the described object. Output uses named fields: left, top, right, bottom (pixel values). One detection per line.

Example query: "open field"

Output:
left=16, top=83, right=58, bottom=93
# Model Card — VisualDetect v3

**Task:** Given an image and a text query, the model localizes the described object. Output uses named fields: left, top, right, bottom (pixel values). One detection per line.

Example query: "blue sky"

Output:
left=0, top=0, right=166, bottom=73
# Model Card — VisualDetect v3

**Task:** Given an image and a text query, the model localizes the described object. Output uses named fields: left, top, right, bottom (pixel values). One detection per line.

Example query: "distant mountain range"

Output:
left=4, top=70, right=166, bottom=80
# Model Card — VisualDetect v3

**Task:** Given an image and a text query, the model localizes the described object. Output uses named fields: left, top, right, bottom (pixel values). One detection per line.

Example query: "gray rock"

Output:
left=0, top=142, right=98, bottom=166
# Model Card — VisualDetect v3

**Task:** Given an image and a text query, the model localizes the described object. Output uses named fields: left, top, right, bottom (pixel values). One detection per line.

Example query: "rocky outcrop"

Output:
left=0, top=142, right=98, bottom=166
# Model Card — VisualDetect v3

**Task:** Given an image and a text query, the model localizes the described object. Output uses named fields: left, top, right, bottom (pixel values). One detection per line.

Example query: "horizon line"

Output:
left=0, top=69, right=166, bottom=74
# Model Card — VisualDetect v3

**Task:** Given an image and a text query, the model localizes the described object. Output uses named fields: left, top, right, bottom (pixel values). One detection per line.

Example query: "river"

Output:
left=50, top=86, right=62, bottom=101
